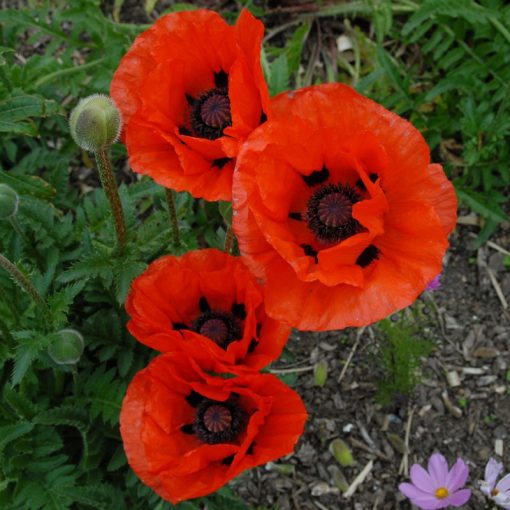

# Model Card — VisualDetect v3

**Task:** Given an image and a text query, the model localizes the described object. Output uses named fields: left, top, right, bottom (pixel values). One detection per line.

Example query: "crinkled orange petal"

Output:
left=120, top=354, right=307, bottom=504
left=111, top=9, right=269, bottom=201
left=126, top=249, right=290, bottom=371
left=233, top=83, right=457, bottom=330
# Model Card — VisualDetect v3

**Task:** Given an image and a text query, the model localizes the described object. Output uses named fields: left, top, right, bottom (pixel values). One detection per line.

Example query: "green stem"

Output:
left=0, top=253, right=49, bottom=314
left=165, top=188, right=180, bottom=246
left=0, top=65, right=12, bottom=91
left=34, top=57, right=105, bottom=89
left=94, top=149, right=126, bottom=252
left=314, top=2, right=414, bottom=17
left=490, top=16, right=510, bottom=45
left=224, top=225, right=234, bottom=254
left=53, top=369, right=64, bottom=395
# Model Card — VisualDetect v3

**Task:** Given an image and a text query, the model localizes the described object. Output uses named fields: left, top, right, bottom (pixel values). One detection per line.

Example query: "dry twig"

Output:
left=344, top=460, right=374, bottom=498
left=338, top=327, right=365, bottom=383
left=399, top=407, right=415, bottom=476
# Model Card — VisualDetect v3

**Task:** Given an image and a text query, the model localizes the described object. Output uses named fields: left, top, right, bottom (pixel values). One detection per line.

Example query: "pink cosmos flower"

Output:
left=426, top=274, right=441, bottom=292
left=399, top=453, right=471, bottom=509
left=480, top=458, right=510, bottom=509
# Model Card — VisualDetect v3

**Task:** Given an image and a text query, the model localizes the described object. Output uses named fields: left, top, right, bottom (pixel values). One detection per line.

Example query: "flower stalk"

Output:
left=69, top=94, right=126, bottom=252
left=0, top=253, right=50, bottom=314
left=165, top=188, right=180, bottom=246
left=94, top=149, right=126, bottom=251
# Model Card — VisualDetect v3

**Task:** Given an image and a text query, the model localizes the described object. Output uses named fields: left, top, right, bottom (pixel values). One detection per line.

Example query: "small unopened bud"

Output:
left=48, top=329, right=84, bottom=365
left=69, top=94, right=122, bottom=151
left=330, top=438, right=354, bottom=467
left=0, top=184, right=19, bottom=219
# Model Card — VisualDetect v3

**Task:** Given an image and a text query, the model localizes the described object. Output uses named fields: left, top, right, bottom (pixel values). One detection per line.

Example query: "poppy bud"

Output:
left=0, top=184, right=19, bottom=219
left=48, top=328, right=84, bottom=365
left=69, top=94, right=122, bottom=151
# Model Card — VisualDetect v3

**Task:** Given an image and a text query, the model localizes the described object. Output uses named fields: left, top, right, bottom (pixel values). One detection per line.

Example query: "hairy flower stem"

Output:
left=0, top=253, right=50, bottom=314
left=165, top=189, right=180, bottom=246
left=94, top=149, right=126, bottom=252
left=224, top=225, right=234, bottom=254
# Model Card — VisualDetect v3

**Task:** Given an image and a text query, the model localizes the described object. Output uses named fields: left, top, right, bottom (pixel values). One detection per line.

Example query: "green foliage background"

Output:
left=0, top=0, right=508, bottom=508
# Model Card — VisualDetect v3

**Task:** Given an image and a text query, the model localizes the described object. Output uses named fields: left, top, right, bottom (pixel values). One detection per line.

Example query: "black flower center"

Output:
left=307, top=184, right=361, bottom=243
left=193, top=396, right=246, bottom=444
left=192, top=310, right=241, bottom=348
left=191, top=88, right=231, bottom=140
left=203, top=405, right=232, bottom=433
left=199, top=318, right=229, bottom=344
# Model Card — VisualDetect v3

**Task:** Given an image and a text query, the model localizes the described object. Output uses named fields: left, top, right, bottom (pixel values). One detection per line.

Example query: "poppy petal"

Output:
left=232, top=83, right=456, bottom=330
left=120, top=353, right=307, bottom=504
left=111, top=9, right=269, bottom=201
left=126, top=249, right=290, bottom=372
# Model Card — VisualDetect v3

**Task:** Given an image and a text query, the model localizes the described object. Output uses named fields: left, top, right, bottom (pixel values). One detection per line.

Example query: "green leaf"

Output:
left=161, top=2, right=197, bottom=13
left=34, top=406, right=90, bottom=468
left=286, top=23, right=311, bottom=74
left=12, top=331, right=52, bottom=386
left=3, top=386, right=39, bottom=420
left=113, top=258, right=146, bottom=304
left=0, top=422, right=34, bottom=457
left=0, top=170, right=56, bottom=200
left=268, top=54, right=289, bottom=96
left=218, top=201, right=232, bottom=226
left=370, top=0, right=393, bottom=43
left=0, top=92, right=59, bottom=136
left=47, top=282, right=87, bottom=328
left=376, top=46, right=408, bottom=98
left=106, top=446, right=127, bottom=472
left=457, top=189, right=508, bottom=223
left=403, top=0, right=494, bottom=35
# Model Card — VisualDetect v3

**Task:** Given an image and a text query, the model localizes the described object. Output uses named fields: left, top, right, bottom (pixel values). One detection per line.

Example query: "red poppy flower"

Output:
left=110, top=9, right=269, bottom=201
left=232, top=84, right=457, bottom=331
left=120, top=352, right=307, bottom=503
left=126, top=249, right=290, bottom=372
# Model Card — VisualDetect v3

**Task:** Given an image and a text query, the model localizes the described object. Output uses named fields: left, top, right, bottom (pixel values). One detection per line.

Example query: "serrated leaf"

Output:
left=3, top=386, right=39, bottom=419
left=106, top=445, right=126, bottom=472
left=0, top=92, right=59, bottom=135
left=113, top=259, right=146, bottom=304
left=0, top=422, right=34, bottom=456
left=0, top=170, right=56, bottom=199
left=58, top=253, right=112, bottom=284
left=12, top=331, right=51, bottom=386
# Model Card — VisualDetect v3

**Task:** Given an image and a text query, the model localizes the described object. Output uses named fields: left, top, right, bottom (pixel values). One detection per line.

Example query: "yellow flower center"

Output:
left=491, top=488, right=500, bottom=497
left=435, top=487, right=449, bottom=499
